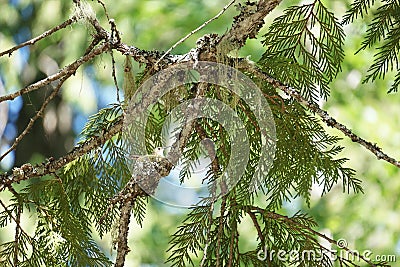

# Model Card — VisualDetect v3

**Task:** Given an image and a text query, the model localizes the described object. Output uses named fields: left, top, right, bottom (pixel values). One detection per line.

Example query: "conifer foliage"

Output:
left=343, top=0, right=400, bottom=92
left=0, top=0, right=398, bottom=266
left=261, top=0, right=345, bottom=101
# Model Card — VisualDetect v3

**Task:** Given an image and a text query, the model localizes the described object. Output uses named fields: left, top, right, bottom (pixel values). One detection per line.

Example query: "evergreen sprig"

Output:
left=167, top=204, right=210, bottom=266
left=63, top=104, right=131, bottom=237
left=0, top=177, right=113, bottom=266
left=264, top=99, right=362, bottom=209
left=342, top=0, right=377, bottom=24
left=344, top=0, right=400, bottom=92
left=260, top=0, right=345, bottom=101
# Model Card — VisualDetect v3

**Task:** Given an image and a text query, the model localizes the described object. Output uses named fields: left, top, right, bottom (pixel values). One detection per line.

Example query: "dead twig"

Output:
left=0, top=17, right=77, bottom=58
left=156, top=0, right=236, bottom=66
left=0, top=75, right=69, bottom=162
left=0, top=42, right=109, bottom=104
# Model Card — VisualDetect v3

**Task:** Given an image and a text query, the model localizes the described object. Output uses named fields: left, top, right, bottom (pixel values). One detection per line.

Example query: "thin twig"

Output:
left=238, top=60, right=400, bottom=169
left=83, top=35, right=102, bottom=56
left=0, top=199, right=29, bottom=238
left=96, top=0, right=110, bottom=21
left=110, top=51, right=121, bottom=104
left=247, top=210, right=265, bottom=244
left=0, top=17, right=77, bottom=58
left=0, top=75, right=69, bottom=162
left=196, top=122, right=219, bottom=267
left=155, top=0, right=236, bottom=66
left=13, top=205, right=21, bottom=266
left=0, top=42, right=109, bottom=104
left=244, top=209, right=271, bottom=266
left=109, top=19, right=122, bottom=104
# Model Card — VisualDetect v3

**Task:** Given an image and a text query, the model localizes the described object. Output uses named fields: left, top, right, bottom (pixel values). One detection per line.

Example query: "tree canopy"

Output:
left=0, top=0, right=399, bottom=266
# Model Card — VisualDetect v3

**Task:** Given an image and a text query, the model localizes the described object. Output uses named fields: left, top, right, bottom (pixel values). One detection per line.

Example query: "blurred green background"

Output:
left=0, top=0, right=399, bottom=266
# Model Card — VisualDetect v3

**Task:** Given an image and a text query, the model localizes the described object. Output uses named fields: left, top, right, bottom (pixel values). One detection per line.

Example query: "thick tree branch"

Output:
left=237, top=60, right=400, bottom=169
left=218, top=0, right=282, bottom=51
left=114, top=199, right=133, bottom=267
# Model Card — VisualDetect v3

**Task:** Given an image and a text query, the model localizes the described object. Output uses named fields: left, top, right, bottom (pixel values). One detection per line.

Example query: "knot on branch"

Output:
left=10, top=164, right=33, bottom=183
left=235, top=1, right=258, bottom=18
left=196, top=33, right=220, bottom=61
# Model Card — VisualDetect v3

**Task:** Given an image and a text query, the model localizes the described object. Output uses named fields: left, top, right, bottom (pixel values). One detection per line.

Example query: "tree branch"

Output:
left=0, top=17, right=77, bottom=58
left=114, top=199, right=133, bottom=267
left=156, top=0, right=237, bottom=65
left=246, top=210, right=265, bottom=245
left=0, top=75, right=69, bottom=162
left=217, top=0, right=282, bottom=51
left=237, top=60, right=400, bottom=169
left=0, top=42, right=109, bottom=103
left=0, top=118, right=123, bottom=191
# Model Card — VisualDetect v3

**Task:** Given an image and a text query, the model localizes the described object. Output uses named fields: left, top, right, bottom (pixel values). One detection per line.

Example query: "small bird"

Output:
left=153, top=147, right=165, bottom=157
left=127, top=146, right=171, bottom=160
